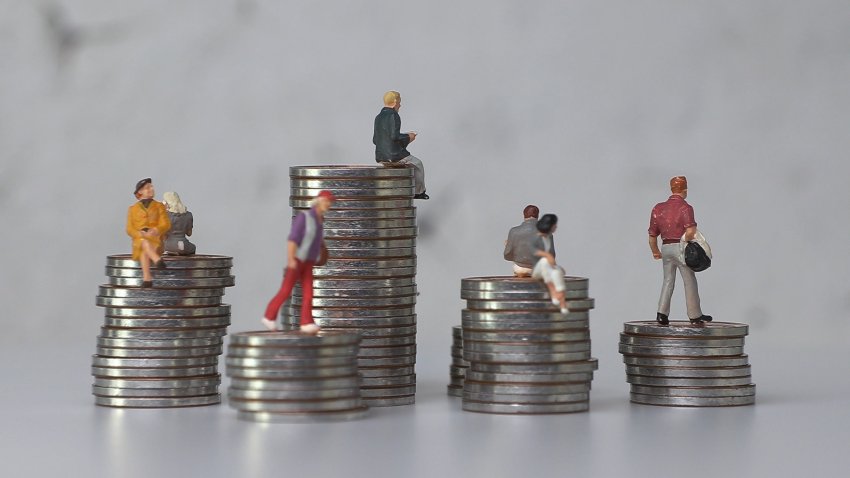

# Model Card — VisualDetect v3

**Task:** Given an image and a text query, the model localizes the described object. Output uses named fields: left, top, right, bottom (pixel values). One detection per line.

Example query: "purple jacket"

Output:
left=288, top=207, right=324, bottom=262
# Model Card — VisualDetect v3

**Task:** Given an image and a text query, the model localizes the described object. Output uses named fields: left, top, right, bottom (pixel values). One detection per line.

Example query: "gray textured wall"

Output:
left=2, top=0, right=849, bottom=382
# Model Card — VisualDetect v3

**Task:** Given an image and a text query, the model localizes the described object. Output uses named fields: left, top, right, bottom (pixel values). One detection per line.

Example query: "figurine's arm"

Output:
left=154, top=203, right=171, bottom=237
left=126, top=206, right=143, bottom=240
left=503, top=232, right=514, bottom=261
left=683, top=226, right=696, bottom=242
left=186, top=212, right=193, bottom=237
left=286, top=240, right=297, bottom=269
left=390, top=113, right=411, bottom=146
left=534, top=249, right=556, bottom=266
left=648, top=235, right=661, bottom=259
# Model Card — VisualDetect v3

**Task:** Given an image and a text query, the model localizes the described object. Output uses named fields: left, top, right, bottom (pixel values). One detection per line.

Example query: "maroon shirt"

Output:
left=648, top=195, right=697, bottom=241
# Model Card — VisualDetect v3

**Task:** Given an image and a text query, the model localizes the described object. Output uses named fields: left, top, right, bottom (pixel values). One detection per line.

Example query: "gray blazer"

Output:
left=164, top=211, right=196, bottom=255
left=504, top=219, right=549, bottom=268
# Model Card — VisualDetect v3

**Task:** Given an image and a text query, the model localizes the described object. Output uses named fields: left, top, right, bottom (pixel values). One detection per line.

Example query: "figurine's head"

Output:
left=383, top=91, right=401, bottom=111
left=312, top=190, right=336, bottom=214
left=537, top=214, right=558, bottom=234
left=163, top=191, right=187, bottom=214
left=670, top=176, right=688, bottom=198
left=523, top=205, right=539, bottom=220
left=134, top=178, right=154, bottom=200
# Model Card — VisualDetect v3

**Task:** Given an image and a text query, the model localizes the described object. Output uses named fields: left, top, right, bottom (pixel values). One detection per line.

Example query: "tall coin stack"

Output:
left=447, top=325, right=469, bottom=397
left=92, top=255, right=234, bottom=408
left=281, top=165, right=418, bottom=407
left=619, top=321, right=756, bottom=407
left=225, top=331, right=368, bottom=422
left=460, top=276, right=598, bottom=414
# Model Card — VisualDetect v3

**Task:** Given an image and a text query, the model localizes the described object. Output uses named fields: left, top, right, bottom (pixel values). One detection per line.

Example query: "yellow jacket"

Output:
left=126, top=200, right=171, bottom=260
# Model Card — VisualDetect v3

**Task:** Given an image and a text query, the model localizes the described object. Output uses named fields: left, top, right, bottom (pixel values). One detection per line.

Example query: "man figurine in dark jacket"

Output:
left=373, top=90, right=428, bottom=199
left=504, top=205, right=541, bottom=277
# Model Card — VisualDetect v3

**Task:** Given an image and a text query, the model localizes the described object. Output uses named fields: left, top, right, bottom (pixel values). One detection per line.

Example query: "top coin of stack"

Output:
left=282, top=166, right=418, bottom=407
left=92, top=254, right=235, bottom=408
left=619, top=321, right=756, bottom=407
left=459, top=276, right=597, bottom=414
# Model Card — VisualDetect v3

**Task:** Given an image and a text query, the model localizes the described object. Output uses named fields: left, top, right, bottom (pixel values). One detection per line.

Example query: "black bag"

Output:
left=684, top=241, right=711, bottom=272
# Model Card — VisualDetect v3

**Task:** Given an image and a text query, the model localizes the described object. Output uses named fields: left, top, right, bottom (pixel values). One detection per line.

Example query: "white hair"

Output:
left=162, top=191, right=187, bottom=214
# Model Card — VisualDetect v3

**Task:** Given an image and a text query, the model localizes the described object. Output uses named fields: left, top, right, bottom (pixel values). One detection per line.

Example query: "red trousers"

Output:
left=264, top=260, right=315, bottom=326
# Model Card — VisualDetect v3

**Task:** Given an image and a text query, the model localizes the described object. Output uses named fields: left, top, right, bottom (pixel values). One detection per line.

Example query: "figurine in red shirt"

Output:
left=648, top=176, right=712, bottom=325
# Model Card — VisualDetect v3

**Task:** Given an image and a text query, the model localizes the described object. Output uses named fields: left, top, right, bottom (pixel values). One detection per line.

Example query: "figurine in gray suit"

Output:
left=504, top=205, right=543, bottom=277
left=162, top=191, right=196, bottom=255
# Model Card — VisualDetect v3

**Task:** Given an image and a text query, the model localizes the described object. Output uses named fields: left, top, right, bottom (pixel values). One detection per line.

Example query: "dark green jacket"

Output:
left=373, top=107, right=411, bottom=162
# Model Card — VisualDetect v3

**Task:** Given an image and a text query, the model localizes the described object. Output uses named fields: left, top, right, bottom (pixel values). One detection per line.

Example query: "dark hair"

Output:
left=523, top=205, right=539, bottom=219
left=536, top=214, right=558, bottom=234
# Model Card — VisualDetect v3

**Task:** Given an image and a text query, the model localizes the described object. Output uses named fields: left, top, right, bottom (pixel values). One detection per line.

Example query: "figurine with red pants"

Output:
left=262, top=191, right=335, bottom=333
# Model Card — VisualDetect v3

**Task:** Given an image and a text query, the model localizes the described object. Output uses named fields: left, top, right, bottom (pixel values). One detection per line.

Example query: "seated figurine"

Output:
left=126, top=178, right=170, bottom=287
left=162, top=191, right=196, bottom=255
left=531, top=214, right=569, bottom=314
left=504, top=205, right=541, bottom=277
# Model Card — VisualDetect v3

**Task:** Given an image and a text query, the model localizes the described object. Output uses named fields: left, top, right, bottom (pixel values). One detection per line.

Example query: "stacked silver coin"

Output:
left=619, top=321, right=756, bottom=407
left=281, top=165, right=418, bottom=407
left=447, top=325, right=469, bottom=397
left=459, top=276, right=598, bottom=414
left=225, top=331, right=368, bottom=422
left=92, top=254, right=235, bottom=408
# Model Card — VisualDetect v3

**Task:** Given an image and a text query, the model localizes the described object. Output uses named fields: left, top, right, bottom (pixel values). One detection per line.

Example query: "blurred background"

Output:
left=1, top=1, right=848, bottom=477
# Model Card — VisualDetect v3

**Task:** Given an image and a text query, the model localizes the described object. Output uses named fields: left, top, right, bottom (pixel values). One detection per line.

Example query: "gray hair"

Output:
left=162, top=191, right=188, bottom=214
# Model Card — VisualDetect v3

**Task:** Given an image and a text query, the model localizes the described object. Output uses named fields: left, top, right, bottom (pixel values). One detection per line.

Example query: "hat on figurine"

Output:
left=134, top=178, right=152, bottom=195
left=317, top=190, right=336, bottom=202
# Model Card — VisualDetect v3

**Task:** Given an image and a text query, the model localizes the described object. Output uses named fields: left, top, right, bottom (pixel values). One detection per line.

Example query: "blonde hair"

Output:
left=383, top=91, right=401, bottom=106
left=162, top=191, right=188, bottom=214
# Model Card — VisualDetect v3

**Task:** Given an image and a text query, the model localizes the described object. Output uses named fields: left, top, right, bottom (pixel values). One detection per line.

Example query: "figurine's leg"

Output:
left=139, top=239, right=155, bottom=282
left=405, top=156, right=426, bottom=195
left=657, top=245, right=677, bottom=316
left=299, top=262, right=315, bottom=326
left=677, top=262, right=703, bottom=319
left=551, top=266, right=569, bottom=313
left=263, top=261, right=301, bottom=320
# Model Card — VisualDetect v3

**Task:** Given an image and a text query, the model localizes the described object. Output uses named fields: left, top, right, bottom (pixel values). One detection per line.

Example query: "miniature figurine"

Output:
left=504, top=205, right=543, bottom=277
left=531, top=214, right=569, bottom=314
left=162, top=191, right=196, bottom=255
left=126, top=178, right=171, bottom=288
left=648, top=176, right=712, bottom=325
left=262, top=190, right=336, bottom=333
left=373, top=90, right=428, bottom=200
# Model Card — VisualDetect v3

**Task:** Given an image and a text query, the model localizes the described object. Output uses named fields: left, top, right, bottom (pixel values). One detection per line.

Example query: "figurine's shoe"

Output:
left=551, top=298, right=560, bottom=306
left=690, top=315, right=712, bottom=324
left=141, top=281, right=153, bottom=289
left=300, top=323, right=321, bottom=334
left=560, top=307, right=570, bottom=314
left=656, top=312, right=669, bottom=326
left=413, top=192, right=430, bottom=200
left=688, top=317, right=705, bottom=325
left=154, top=259, right=167, bottom=269
left=261, top=318, right=280, bottom=331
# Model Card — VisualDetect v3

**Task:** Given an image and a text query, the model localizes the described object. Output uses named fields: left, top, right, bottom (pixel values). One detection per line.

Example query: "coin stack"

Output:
left=447, top=325, right=469, bottom=397
left=225, top=331, right=368, bottom=422
left=281, top=165, right=418, bottom=407
left=619, top=321, right=756, bottom=407
left=459, top=276, right=598, bottom=414
left=91, top=254, right=235, bottom=408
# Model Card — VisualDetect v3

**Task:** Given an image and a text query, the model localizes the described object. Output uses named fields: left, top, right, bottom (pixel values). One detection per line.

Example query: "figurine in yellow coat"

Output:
left=126, top=178, right=171, bottom=287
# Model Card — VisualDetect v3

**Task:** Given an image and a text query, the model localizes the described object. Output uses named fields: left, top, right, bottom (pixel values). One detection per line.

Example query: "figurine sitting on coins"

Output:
left=262, top=190, right=335, bottom=334
left=504, top=204, right=542, bottom=277
left=531, top=214, right=569, bottom=314
left=162, top=191, right=196, bottom=255
left=125, top=178, right=171, bottom=288
left=373, top=90, right=429, bottom=200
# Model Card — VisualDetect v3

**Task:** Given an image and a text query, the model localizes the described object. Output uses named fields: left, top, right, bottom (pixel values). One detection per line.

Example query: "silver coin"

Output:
left=309, top=317, right=417, bottom=328
left=463, top=382, right=590, bottom=395
left=311, top=266, right=417, bottom=278
left=361, top=396, right=415, bottom=407
left=291, top=198, right=414, bottom=209
left=461, top=276, right=589, bottom=292
left=324, top=248, right=416, bottom=259
left=229, top=397, right=364, bottom=413
left=622, top=355, right=750, bottom=368
left=623, top=321, right=749, bottom=337
left=100, top=327, right=228, bottom=339
left=229, top=376, right=360, bottom=391
left=358, top=366, right=415, bottom=378
left=236, top=407, right=369, bottom=423
left=630, top=384, right=757, bottom=398
left=470, top=359, right=599, bottom=374
left=109, top=276, right=236, bottom=288
left=105, top=267, right=233, bottom=279
left=356, top=355, right=416, bottom=367
left=452, top=325, right=463, bottom=336
left=463, top=342, right=591, bottom=354
left=226, top=366, right=359, bottom=379
left=360, top=375, right=416, bottom=387
left=290, top=186, right=414, bottom=198
left=465, top=298, right=595, bottom=312
left=319, top=325, right=417, bottom=337
left=227, top=346, right=359, bottom=359
left=95, top=394, right=220, bottom=408
left=92, top=376, right=221, bottom=389
left=463, top=351, right=591, bottom=363
left=319, top=258, right=417, bottom=269
left=92, top=355, right=218, bottom=368
left=106, top=254, right=233, bottom=269
left=289, top=165, right=414, bottom=178
left=103, top=316, right=231, bottom=328
left=318, top=218, right=418, bottom=229
left=298, top=286, right=417, bottom=298
left=630, top=393, right=756, bottom=407
left=451, top=357, right=470, bottom=366
left=228, top=387, right=360, bottom=400
left=619, top=334, right=746, bottom=348
left=449, top=366, right=469, bottom=376
left=462, top=319, right=590, bottom=332
left=360, top=335, right=417, bottom=347
left=96, top=336, right=223, bottom=348
left=97, top=285, right=225, bottom=298
left=96, top=296, right=224, bottom=307
left=463, top=391, right=590, bottom=404
left=312, top=208, right=416, bottom=219
left=291, top=295, right=417, bottom=308
left=447, top=386, right=464, bottom=397
left=229, top=331, right=361, bottom=347
left=306, top=278, right=417, bottom=290
left=619, top=344, right=745, bottom=357
left=323, top=228, right=417, bottom=240
left=323, top=239, right=417, bottom=250
left=225, top=356, right=355, bottom=368
left=360, top=386, right=416, bottom=398
left=463, top=330, right=590, bottom=343
left=290, top=179, right=413, bottom=189
left=465, top=371, right=593, bottom=383
left=93, top=386, right=219, bottom=398
left=358, top=345, right=417, bottom=357
left=463, top=309, right=590, bottom=323
left=92, top=365, right=218, bottom=378
left=461, top=289, right=589, bottom=301
left=462, top=400, right=588, bottom=414
left=448, top=377, right=465, bottom=387
left=104, top=305, right=231, bottom=318
left=626, top=375, right=753, bottom=387
left=96, top=346, right=222, bottom=358
left=287, top=306, right=415, bottom=318
left=624, top=365, right=752, bottom=378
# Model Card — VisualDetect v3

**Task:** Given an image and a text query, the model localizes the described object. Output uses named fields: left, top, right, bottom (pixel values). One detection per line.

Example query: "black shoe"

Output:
left=413, top=192, right=429, bottom=200
left=155, top=259, right=167, bottom=269
left=694, top=315, right=712, bottom=323
left=656, top=312, right=669, bottom=326
left=141, top=281, right=153, bottom=288
left=689, top=316, right=708, bottom=325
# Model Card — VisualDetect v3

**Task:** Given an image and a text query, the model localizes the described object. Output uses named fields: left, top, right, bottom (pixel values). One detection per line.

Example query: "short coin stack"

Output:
left=282, top=165, right=418, bottom=407
left=460, top=276, right=598, bottom=414
left=92, top=255, right=235, bottom=408
left=619, top=321, right=756, bottom=407
left=447, top=325, right=469, bottom=397
left=225, top=331, right=368, bottom=422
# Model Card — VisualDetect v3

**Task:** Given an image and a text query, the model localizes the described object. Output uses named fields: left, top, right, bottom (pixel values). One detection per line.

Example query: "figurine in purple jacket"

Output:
left=262, top=190, right=335, bottom=333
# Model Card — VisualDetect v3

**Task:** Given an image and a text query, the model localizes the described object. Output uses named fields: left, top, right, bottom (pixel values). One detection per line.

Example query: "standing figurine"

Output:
left=126, top=178, right=171, bottom=288
left=373, top=90, right=429, bottom=200
left=261, top=191, right=336, bottom=333
left=531, top=214, right=569, bottom=314
left=162, top=191, right=196, bottom=255
left=648, top=176, right=712, bottom=325
left=504, top=205, right=543, bottom=277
